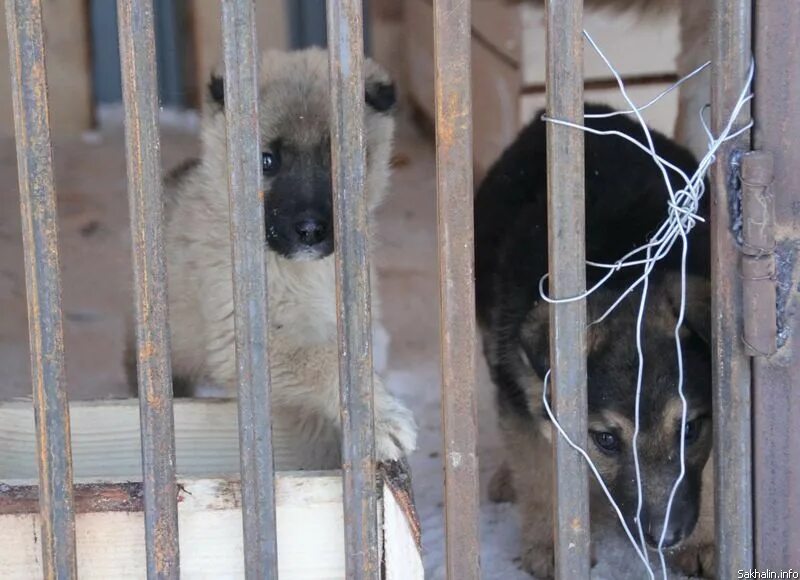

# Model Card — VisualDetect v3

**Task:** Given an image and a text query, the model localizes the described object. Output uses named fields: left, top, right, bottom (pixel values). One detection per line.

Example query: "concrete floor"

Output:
left=0, top=126, right=199, bottom=401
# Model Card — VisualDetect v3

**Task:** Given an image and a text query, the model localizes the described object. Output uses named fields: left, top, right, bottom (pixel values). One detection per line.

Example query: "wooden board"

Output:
left=0, top=475, right=421, bottom=579
left=405, top=0, right=437, bottom=121
left=0, top=0, right=93, bottom=137
left=513, top=1, right=680, bottom=86
left=472, top=0, right=522, bottom=66
left=0, top=398, right=342, bottom=479
left=404, top=0, right=681, bottom=181
left=0, top=399, right=424, bottom=579
left=519, top=82, right=679, bottom=139
left=472, top=37, right=520, bottom=181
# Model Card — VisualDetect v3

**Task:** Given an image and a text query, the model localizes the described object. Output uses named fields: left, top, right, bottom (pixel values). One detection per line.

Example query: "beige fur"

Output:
left=139, top=48, right=416, bottom=469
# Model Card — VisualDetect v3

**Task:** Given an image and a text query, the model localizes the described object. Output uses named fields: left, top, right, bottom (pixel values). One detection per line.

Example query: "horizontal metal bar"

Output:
left=220, top=1, right=279, bottom=578
left=4, top=1, right=78, bottom=577
left=710, top=0, right=754, bottom=575
left=545, top=0, right=591, bottom=578
left=431, top=1, right=481, bottom=579
left=325, top=1, right=380, bottom=578
left=116, top=1, right=180, bottom=578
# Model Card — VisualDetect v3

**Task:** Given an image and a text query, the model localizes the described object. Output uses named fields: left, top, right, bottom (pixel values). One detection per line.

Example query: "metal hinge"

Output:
left=740, top=150, right=777, bottom=357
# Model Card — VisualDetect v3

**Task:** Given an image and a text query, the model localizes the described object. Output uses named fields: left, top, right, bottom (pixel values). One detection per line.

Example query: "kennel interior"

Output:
left=1, top=0, right=799, bottom=579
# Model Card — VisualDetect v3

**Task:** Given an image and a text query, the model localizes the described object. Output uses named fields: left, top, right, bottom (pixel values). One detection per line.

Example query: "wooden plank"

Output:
left=471, top=36, right=520, bottom=181
left=0, top=474, right=423, bottom=580
left=0, top=398, right=331, bottom=479
left=0, top=475, right=347, bottom=579
left=520, top=82, right=679, bottom=138
left=384, top=483, right=424, bottom=580
left=0, top=397, right=424, bottom=578
left=188, top=0, right=288, bottom=111
left=405, top=0, right=437, bottom=120
left=519, top=2, right=680, bottom=85
left=471, top=0, right=522, bottom=66
left=0, top=0, right=92, bottom=136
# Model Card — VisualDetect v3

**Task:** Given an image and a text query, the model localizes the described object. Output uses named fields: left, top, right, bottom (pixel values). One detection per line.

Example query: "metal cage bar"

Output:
left=220, top=0, right=280, bottom=578
left=116, top=1, right=180, bottom=577
left=325, top=1, right=380, bottom=578
left=4, top=1, right=78, bottom=577
left=752, top=0, right=800, bottom=567
left=431, top=1, right=481, bottom=579
left=544, top=0, right=591, bottom=578
left=710, top=0, right=754, bottom=575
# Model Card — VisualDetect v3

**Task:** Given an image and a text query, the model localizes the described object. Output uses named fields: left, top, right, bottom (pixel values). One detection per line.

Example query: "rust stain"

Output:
left=139, top=340, right=156, bottom=359
left=0, top=482, right=145, bottom=515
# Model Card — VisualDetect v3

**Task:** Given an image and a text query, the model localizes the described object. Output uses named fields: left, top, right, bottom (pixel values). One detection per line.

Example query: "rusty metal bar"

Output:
left=220, top=1, right=279, bottom=578
left=326, top=1, right=380, bottom=578
left=545, top=1, right=591, bottom=578
left=116, top=1, right=180, bottom=577
left=751, top=0, right=800, bottom=567
left=710, top=0, right=754, bottom=574
left=431, top=1, right=481, bottom=579
left=4, top=1, right=77, bottom=578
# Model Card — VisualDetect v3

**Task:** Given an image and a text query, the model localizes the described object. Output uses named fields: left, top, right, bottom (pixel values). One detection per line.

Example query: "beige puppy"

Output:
left=126, top=48, right=416, bottom=469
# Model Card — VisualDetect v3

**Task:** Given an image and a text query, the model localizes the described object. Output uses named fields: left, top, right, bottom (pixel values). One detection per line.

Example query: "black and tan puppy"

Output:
left=475, top=104, right=714, bottom=578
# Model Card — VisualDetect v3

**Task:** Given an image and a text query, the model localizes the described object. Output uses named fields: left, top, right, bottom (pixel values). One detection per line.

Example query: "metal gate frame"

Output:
left=2, top=0, right=799, bottom=578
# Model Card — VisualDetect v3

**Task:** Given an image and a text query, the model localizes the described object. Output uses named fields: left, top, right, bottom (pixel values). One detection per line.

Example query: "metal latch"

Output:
left=740, top=150, right=777, bottom=357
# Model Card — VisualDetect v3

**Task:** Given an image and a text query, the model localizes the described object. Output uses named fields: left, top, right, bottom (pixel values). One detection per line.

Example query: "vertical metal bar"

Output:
left=325, top=2, right=379, bottom=579
left=4, top=1, right=77, bottom=578
left=431, top=1, right=481, bottom=579
left=751, top=0, right=800, bottom=567
left=117, top=1, right=180, bottom=578
left=545, top=1, right=590, bottom=578
left=221, top=1, right=279, bottom=578
left=711, top=0, right=753, bottom=574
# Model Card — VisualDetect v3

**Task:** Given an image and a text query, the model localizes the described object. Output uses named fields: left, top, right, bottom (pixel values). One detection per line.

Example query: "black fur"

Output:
left=476, top=103, right=714, bottom=553
left=475, top=104, right=709, bottom=417
left=208, top=74, right=225, bottom=108
left=365, top=80, right=397, bottom=113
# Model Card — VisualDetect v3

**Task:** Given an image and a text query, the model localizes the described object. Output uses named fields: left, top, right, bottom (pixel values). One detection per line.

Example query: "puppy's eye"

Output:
left=262, top=151, right=281, bottom=176
left=683, top=418, right=702, bottom=445
left=591, top=431, right=621, bottom=454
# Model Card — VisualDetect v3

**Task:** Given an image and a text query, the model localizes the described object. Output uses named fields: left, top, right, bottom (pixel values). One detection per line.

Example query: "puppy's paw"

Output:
left=375, top=401, right=417, bottom=461
left=521, top=543, right=554, bottom=579
left=669, top=543, right=715, bottom=579
left=488, top=461, right=516, bottom=503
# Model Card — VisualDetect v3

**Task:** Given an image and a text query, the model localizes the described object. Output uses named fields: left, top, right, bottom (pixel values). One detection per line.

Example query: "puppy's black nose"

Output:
left=294, top=218, right=328, bottom=246
left=644, top=527, right=683, bottom=549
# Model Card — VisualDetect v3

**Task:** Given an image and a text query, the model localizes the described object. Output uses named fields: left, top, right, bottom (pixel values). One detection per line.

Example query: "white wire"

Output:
left=541, top=370, right=654, bottom=576
left=537, top=29, right=755, bottom=579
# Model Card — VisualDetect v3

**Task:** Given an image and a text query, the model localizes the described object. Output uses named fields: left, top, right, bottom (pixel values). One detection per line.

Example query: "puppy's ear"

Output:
left=665, top=273, right=711, bottom=347
left=207, top=73, right=225, bottom=110
left=364, top=59, right=396, bottom=113
left=519, top=301, right=551, bottom=379
left=365, top=79, right=396, bottom=113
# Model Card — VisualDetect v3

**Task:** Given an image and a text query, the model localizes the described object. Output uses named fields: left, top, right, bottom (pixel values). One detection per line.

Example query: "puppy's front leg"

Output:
left=275, top=342, right=417, bottom=462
